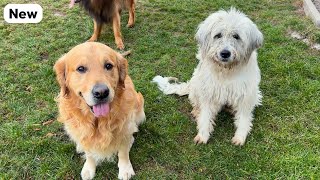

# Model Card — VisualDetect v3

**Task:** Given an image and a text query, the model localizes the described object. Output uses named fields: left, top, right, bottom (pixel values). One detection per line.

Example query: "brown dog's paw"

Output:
left=87, top=38, right=97, bottom=42
left=116, top=41, right=125, bottom=50
left=126, top=23, right=134, bottom=28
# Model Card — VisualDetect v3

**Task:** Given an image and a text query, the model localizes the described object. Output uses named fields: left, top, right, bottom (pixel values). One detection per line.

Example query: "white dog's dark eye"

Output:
left=214, top=33, right=222, bottom=39
left=233, top=34, right=240, bottom=40
left=77, top=66, right=87, bottom=73
left=105, top=63, right=113, bottom=70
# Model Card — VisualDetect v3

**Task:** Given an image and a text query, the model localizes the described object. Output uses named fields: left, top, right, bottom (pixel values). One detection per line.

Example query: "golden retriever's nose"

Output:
left=92, top=84, right=109, bottom=100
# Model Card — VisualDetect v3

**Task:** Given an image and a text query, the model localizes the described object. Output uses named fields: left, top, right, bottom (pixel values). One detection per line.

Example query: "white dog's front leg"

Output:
left=232, top=104, right=255, bottom=146
left=81, top=154, right=97, bottom=180
left=118, top=137, right=135, bottom=180
left=194, top=104, right=219, bottom=144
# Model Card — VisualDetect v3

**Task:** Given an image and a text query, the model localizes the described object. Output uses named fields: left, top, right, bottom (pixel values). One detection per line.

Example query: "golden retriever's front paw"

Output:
left=81, top=163, right=96, bottom=180
left=231, top=135, right=246, bottom=146
left=118, top=163, right=135, bottom=180
left=194, top=134, right=209, bottom=144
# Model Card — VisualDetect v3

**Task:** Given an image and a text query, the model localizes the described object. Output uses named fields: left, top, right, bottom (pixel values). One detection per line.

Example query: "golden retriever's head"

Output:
left=54, top=42, right=128, bottom=117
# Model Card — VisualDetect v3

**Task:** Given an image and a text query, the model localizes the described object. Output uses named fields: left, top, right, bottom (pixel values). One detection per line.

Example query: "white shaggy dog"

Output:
left=152, top=8, right=263, bottom=146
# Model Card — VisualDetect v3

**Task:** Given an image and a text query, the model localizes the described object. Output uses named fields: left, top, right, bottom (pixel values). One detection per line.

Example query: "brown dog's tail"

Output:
left=121, top=50, right=131, bottom=57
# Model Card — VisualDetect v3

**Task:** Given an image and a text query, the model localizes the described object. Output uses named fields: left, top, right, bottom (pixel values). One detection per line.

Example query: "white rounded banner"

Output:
left=4, top=4, right=43, bottom=23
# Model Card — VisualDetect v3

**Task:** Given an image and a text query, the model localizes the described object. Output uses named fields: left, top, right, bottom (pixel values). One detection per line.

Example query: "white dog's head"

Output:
left=195, top=8, right=263, bottom=68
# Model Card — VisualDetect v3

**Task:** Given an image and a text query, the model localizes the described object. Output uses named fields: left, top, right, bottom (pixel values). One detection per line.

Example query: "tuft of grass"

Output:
left=0, top=0, right=319, bottom=179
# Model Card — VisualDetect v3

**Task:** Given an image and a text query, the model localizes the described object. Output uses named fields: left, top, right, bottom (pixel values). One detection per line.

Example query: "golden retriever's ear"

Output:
left=116, top=53, right=128, bottom=88
left=53, top=55, right=69, bottom=96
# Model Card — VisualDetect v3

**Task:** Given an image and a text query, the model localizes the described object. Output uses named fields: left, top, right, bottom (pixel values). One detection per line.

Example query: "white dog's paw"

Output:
left=194, top=133, right=209, bottom=144
left=231, top=135, right=246, bottom=146
left=81, top=163, right=96, bottom=180
left=118, top=163, right=135, bottom=180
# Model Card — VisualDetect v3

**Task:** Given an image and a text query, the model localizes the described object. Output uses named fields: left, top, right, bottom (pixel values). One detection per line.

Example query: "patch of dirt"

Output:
left=293, top=0, right=305, bottom=16
left=289, top=30, right=320, bottom=50
left=312, top=0, right=320, bottom=12
left=39, top=52, right=49, bottom=61
left=53, top=11, right=66, bottom=17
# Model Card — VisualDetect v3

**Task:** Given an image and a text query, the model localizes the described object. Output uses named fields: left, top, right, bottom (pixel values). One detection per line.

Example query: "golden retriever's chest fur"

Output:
left=64, top=114, right=133, bottom=156
left=58, top=88, right=139, bottom=158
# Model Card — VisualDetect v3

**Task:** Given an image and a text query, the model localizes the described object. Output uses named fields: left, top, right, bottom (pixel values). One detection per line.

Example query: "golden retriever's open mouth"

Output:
left=79, top=91, right=111, bottom=117
left=90, top=102, right=110, bottom=117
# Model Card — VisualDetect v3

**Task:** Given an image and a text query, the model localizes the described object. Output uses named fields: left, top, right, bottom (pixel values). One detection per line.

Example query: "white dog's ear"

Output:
left=195, top=11, right=224, bottom=54
left=195, top=22, right=209, bottom=47
left=250, top=26, right=264, bottom=50
left=195, top=20, right=215, bottom=57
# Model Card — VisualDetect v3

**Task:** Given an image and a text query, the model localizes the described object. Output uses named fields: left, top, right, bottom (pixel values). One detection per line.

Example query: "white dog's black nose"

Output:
left=92, top=84, right=109, bottom=100
left=220, top=50, right=231, bottom=59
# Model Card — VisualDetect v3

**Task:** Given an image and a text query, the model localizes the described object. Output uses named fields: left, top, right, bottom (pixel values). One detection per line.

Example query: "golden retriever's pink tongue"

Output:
left=69, top=0, right=75, bottom=8
left=93, top=103, right=110, bottom=117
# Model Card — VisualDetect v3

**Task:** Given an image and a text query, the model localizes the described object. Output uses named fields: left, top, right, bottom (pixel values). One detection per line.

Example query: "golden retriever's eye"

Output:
left=105, top=63, right=113, bottom=70
left=77, top=66, right=87, bottom=73
left=233, top=34, right=240, bottom=40
left=214, top=33, right=222, bottom=39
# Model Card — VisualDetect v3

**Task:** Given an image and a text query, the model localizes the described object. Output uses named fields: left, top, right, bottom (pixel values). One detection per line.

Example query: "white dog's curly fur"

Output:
left=153, top=8, right=263, bottom=146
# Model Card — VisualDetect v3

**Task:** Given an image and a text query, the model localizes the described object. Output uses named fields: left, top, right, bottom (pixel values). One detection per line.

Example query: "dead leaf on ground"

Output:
left=42, top=119, right=54, bottom=126
left=45, top=133, right=56, bottom=137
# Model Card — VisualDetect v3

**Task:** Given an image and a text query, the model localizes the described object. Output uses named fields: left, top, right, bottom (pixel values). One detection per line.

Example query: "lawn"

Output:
left=0, top=0, right=319, bottom=179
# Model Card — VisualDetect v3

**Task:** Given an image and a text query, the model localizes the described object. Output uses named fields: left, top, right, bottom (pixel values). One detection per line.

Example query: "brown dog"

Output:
left=72, top=0, right=135, bottom=50
left=54, top=42, right=145, bottom=180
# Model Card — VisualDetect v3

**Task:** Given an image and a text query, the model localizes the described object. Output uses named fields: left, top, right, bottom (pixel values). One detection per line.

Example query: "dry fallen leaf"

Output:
left=42, top=119, right=54, bottom=126
left=45, top=133, right=56, bottom=137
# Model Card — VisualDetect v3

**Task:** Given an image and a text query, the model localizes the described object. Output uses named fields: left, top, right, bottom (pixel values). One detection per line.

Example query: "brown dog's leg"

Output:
left=127, top=0, right=135, bottom=28
left=88, top=19, right=102, bottom=42
left=113, top=12, right=124, bottom=50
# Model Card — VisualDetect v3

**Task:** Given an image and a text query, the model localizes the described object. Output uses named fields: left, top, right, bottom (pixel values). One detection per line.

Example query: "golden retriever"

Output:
left=54, top=42, right=145, bottom=180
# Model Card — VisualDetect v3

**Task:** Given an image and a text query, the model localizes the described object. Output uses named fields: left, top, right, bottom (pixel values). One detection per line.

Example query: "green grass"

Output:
left=1, top=0, right=319, bottom=179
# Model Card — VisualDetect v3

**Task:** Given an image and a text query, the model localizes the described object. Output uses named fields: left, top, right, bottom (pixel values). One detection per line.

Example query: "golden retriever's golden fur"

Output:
left=54, top=42, right=145, bottom=180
